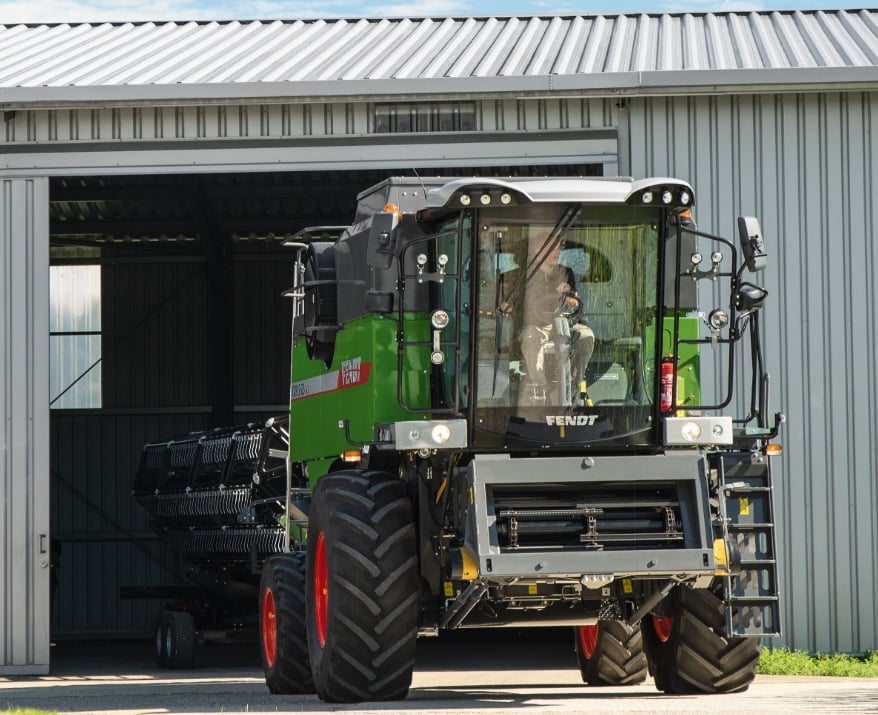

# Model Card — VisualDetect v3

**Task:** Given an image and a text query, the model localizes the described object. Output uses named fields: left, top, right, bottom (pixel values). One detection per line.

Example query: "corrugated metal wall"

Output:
left=2, top=98, right=620, bottom=178
left=625, top=91, right=878, bottom=655
left=1, top=178, right=51, bottom=673
left=8, top=98, right=617, bottom=143
left=50, top=412, right=206, bottom=638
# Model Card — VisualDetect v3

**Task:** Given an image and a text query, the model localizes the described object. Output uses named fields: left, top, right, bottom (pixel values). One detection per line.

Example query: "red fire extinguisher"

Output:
left=660, top=355, right=675, bottom=412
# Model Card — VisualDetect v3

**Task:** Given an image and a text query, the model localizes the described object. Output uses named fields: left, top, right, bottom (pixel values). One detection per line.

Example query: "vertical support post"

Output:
left=0, top=177, right=51, bottom=674
left=188, top=177, right=234, bottom=427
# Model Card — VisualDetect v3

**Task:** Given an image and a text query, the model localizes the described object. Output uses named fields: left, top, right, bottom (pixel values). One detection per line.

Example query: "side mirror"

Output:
left=367, top=212, right=397, bottom=269
left=737, top=216, right=767, bottom=272
left=737, top=283, right=768, bottom=312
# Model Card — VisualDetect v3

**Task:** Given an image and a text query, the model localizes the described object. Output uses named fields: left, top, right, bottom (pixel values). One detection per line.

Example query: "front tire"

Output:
left=574, top=621, right=647, bottom=686
left=260, top=552, right=314, bottom=694
left=306, top=471, right=419, bottom=703
left=642, top=585, right=760, bottom=694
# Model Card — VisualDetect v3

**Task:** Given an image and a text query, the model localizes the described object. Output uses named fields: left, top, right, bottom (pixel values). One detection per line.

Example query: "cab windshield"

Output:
left=439, top=203, right=662, bottom=447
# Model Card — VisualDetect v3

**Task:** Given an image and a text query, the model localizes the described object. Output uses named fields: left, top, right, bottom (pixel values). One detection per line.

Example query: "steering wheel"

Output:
left=559, top=291, right=584, bottom=324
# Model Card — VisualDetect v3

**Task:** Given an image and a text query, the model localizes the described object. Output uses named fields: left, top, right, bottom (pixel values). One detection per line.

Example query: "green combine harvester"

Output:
left=134, top=175, right=783, bottom=701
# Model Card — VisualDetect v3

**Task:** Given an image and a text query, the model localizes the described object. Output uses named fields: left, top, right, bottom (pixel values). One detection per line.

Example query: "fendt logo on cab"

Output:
left=546, top=415, right=598, bottom=426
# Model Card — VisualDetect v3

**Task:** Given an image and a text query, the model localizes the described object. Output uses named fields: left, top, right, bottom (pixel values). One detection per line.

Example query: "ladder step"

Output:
left=726, top=598, right=781, bottom=637
left=729, top=595, right=779, bottom=604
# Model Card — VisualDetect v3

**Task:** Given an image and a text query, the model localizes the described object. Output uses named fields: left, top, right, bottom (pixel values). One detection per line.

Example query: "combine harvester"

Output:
left=134, top=174, right=783, bottom=700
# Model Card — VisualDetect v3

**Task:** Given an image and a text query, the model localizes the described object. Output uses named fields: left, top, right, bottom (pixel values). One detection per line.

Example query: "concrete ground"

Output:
left=2, top=633, right=877, bottom=715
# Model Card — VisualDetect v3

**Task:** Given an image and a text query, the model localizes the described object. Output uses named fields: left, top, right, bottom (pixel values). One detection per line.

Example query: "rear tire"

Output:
left=642, top=585, right=760, bottom=694
left=161, top=610, right=195, bottom=669
left=574, top=621, right=647, bottom=686
left=306, top=471, right=419, bottom=703
left=260, top=552, right=314, bottom=694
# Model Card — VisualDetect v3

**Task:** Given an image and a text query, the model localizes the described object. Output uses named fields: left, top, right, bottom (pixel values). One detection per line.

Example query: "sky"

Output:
left=0, top=0, right=865, bottom=24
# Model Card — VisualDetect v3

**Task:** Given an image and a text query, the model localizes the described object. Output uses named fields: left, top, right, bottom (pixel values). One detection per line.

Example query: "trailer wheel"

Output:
left=574, top=621, right=647, bottom=686
left=306, top=471, right=419, bottom=703
left=154, top=616, right=168, bottom=667
left=260, top=552, right=314, bottom=694
left=160, top=610, right=195, bottom=669
left=642, top=585, right=760, bottom=694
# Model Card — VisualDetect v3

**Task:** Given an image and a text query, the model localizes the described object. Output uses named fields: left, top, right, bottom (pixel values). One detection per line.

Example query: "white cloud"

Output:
left=365, top=0, right=472, bottom=17
left=0, top=0, right=363, bottom=23
left=0, top=0, right=859, bottom=24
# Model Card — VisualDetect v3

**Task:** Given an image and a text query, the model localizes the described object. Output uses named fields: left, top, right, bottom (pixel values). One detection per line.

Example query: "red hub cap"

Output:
left=314, top=532, right=329, bottom=647
left=578, top=624, right=599, bottom=659
left=261, top=587, right=277, bottom=668
left=652, top=615, right=673, bottom=643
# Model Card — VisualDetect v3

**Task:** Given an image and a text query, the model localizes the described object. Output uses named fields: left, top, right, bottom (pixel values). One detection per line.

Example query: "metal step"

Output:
left=718, top=455, right=781, bottom=637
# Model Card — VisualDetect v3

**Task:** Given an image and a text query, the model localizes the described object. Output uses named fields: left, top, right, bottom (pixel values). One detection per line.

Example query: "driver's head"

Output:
left=528, top=227, right=561, bottom=267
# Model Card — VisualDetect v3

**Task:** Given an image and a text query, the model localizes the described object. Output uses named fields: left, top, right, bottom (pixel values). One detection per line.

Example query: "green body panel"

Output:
left=662, top=315, right=702, bottom=409
left=640, top=315, right=702, bottom=412
left=288, top=313, right=431, bottom=470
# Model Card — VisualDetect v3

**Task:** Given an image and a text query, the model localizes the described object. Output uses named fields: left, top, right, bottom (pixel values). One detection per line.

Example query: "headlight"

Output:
left=708, top=309, right=730, bottom=330
left=431, top=423, right=452, bottom=444
left=431, top=310, right=450, bottom=329
left=680, top=421, right=702, bottom=441
left=459, top=194, right=471, bottom=206
left=642, top=191, right=654, bottom=204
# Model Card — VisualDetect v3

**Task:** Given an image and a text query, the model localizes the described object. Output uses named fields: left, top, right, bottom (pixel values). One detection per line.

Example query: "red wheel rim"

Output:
left=652, top=615, right=673, bottom=643
left=578, top=624, right=599, bottom=659
left=314, top=532, right=329, bottom=647
left=261, top=587, right=277, bottom=668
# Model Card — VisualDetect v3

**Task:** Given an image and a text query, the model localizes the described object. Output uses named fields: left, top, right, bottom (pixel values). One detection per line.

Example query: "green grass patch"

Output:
left=758, top=647, right=878, bottom=677
left=1, top=709, right=57, bottom=715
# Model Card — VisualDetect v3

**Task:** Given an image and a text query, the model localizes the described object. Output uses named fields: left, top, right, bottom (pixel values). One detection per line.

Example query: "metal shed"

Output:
left=1, top=10, right=877, bottom=673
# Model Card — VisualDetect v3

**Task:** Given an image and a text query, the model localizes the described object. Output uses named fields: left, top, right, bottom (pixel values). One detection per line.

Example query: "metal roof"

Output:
left=1, top=11, right=877, bottom=105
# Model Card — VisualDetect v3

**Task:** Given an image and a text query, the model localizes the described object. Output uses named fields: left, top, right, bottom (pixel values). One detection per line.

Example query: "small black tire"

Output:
left=306, top=471, right=419, bottom=703
left=162, top=610, right=196, bottom=669
left=154, top=615, right=168, bottom=667
left=575, top=620, right=648, bottom=686
left=260, top=552, right=315, bottom=694
left=642, top=585, right=760, bottom=694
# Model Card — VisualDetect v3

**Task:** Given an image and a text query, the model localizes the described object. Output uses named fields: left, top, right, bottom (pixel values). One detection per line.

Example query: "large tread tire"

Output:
left=162, top=610, right=196, bottom=669
left=260, top=552, right=315, bottom=694
left=306, top=471, right=419, bottom=703
left=575, top=621, right=648, bottom=686
left=642, top=585, right=760, bottom=694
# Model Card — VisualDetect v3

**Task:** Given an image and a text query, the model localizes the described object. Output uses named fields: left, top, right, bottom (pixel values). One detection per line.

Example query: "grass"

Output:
left=758, top=647, right=878, bottom=677
left=1, top=710, right=57, bottom=715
